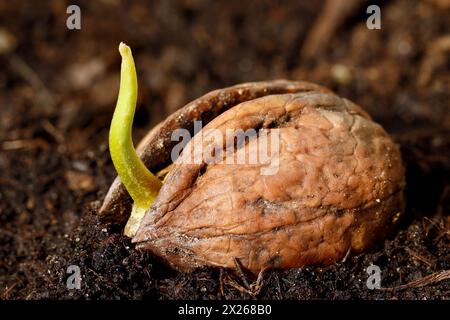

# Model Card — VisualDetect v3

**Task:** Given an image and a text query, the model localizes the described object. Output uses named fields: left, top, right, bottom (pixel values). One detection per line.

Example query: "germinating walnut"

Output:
left=102, top=40, right=404, bottom=274
left=102, top=78, right=405, bottom=273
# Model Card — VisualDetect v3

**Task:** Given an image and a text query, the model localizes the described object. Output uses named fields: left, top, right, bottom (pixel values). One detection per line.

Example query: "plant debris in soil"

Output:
left=0, top=0, right=449, bottom=299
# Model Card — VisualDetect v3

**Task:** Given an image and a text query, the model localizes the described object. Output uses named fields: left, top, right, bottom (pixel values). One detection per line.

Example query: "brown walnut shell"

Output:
left=100, top=80, right=405, bottom=273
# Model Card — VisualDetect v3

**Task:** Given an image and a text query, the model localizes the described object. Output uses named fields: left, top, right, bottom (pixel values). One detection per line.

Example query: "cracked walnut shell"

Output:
left=101, top=80, right=405, bottom=273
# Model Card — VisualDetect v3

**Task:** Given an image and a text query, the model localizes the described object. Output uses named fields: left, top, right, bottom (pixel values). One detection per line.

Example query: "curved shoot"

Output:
left=109, top=42, right=162, bottom=210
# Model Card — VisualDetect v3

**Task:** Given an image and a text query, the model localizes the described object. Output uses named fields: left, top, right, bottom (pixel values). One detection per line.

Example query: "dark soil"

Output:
left=0, top=0, right=449, bottom=300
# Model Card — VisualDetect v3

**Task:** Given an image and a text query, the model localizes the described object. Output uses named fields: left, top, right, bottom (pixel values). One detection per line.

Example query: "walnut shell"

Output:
left=101, top=81, right=405, bottom=273
left=100, top=81, right=328, bottom=222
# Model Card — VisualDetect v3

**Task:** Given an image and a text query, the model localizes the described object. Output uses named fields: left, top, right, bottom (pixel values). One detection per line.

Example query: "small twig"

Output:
left=1, top=138, right=50, bottom=150
left=233, top=257, right=250, bottom=290
left=42, top=119, right=65, bottom=144
left=341, top=247, right=352, bottom=263
left=274, top=273, right=283, bottom=300
left=423, top=216, right=444, bottom=234
left=248, top=267, right=267, bottom=296
left=224, top=277, right=251, bottom=295
left=301, top=0, right=361, bottom=62
left=219, top=268, right=225, bottom=297
left=423, top=215, right=450, bottom=244
left=382, top=270, right=450, bottom=291
left=1, top=283, right=17, bottom=299
left=224, top=267, right=267, bottom=297
left=405, top=248, right=434, bottom=268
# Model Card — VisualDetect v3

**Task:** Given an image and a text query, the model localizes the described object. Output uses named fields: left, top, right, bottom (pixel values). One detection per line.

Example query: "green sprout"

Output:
left=110, top=42, right=162, bottom=236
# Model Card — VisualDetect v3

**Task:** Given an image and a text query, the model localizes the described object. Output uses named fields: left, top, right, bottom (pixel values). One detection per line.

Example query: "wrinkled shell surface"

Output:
left=100, top=81, right=328, bottom=222
left=101, top=81, right=405, bottom=273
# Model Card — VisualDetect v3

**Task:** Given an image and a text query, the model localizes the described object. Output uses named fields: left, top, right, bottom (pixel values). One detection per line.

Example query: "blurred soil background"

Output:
left=0, top=0, right=449, bottom=299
